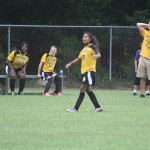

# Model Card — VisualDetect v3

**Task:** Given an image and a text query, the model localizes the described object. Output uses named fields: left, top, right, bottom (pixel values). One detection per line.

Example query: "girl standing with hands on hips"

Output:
left=66, top=32, right=103, bottom=112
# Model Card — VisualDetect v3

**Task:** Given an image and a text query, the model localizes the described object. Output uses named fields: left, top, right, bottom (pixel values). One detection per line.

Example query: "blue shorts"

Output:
left=81, top=71, right=95, bottom=86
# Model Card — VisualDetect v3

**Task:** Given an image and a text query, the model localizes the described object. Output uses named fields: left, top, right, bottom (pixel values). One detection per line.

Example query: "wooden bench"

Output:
left=0, top=75, right=66, bottom=94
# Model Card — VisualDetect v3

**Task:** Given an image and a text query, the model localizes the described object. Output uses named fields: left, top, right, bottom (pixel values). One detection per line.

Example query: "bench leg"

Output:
left=61, top=77, right=63, bottom=93
left=4, top=78, right=8, bottom=95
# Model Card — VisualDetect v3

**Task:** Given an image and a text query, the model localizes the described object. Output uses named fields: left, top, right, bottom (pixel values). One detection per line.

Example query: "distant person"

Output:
left=133, top=46, right=150, bottom=96
left=136, top=22, right=150, bottom=98
left=38, top=45, right=62, bottom=96
left=6, top=42, right=29, bottom=95
left=66, top=32, right=102, bottom=112
left=0, top=79, right=5, bottom=95
left=0, top=50, right=6, bottom=95
left=0, top=78, right=5, bottom=95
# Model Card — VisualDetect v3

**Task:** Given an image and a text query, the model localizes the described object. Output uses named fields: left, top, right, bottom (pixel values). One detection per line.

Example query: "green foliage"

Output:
left=60, top=35, right=81, bottom=57
left=59, top=35, right=82, bottom=71
left=0, top=52, right=5, bottom=61
left=125, top=9, right=150, bottom=25
left=0, top=0, right=149, bottom=25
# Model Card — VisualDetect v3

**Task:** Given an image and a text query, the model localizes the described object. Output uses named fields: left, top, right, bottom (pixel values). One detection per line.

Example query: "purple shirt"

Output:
left=135, top=49, right=141, bottom=61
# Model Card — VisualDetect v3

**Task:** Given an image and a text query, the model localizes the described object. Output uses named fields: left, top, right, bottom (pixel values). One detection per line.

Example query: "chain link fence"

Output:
left=0, top=25, right=142, bottom=93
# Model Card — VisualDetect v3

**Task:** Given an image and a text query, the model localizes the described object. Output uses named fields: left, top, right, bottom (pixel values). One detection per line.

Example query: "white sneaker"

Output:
left=95, top=107, right=103, bottom=112
left=67, top=108, right=77, bottom=112
left=146, top=92, right=150, bottom=96
left=11, top=91, right=15, bottom=96
left=133, top=92, right=137, bottom=95
left=132, top=90, right=137, bottom=95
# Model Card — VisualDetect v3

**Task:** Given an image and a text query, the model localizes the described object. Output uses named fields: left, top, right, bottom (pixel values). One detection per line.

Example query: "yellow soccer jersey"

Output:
left=7, top=50, right=29, bottom=69
left=140, top=29, right=150, bottom=59
left=41, top=53, right=57, bottom=72
left=78, top=44, right=100, bottom=74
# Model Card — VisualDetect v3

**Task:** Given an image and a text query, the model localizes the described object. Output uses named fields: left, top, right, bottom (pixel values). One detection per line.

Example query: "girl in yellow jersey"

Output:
left=6, top=42, right=29, bottom=95
left=66, top=32, right=102, bottom=112
left=38, top=46, right=62, bottom=96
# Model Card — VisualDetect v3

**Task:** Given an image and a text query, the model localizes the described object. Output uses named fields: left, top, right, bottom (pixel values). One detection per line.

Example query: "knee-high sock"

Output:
left=54, top=75, right=62, bottom=93
left=19, top=79, right=26, bottom=93
left=44, top=78, right=52, bottom=93
left=10, top=79, right=16, bottom=91
left=74, top=92, right=85, bottom=110
left=87, top=91, right=101, bottom=108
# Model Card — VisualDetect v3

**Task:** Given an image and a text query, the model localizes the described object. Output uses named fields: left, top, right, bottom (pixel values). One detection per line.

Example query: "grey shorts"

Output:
left=136, top=56, right=150, bottom=80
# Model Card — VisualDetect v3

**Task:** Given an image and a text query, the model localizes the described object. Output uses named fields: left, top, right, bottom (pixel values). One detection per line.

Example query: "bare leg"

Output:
left=140, top=78, right=146, bottom=96
left=133, top=85, right=138, bottom=95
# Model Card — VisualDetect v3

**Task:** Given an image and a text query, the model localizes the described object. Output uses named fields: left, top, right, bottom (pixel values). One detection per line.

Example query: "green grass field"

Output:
left=0, top=89, right=150, bottom=150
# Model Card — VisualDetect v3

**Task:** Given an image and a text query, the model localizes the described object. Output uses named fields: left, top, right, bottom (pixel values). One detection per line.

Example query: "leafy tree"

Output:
left=125, top=9, right=150, bottom=25
left=0, top=0, right=150, bottom=25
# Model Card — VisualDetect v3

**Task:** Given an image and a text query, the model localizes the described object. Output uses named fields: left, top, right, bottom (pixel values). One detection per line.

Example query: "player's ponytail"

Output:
left=92, top=35, right=99, bottom=48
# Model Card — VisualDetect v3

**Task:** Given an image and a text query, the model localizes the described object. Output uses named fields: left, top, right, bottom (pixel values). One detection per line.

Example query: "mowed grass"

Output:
left=0, top=89, right=150, bottom=150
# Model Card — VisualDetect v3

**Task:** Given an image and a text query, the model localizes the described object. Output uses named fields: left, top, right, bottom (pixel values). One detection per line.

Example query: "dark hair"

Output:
left=18, top=42, right=29, bottom=50
left=83, top=32, right=99, bottom=48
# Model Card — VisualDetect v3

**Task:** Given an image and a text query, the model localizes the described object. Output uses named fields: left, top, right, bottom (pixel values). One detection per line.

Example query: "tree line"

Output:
left=0, top=0, right=150, bottom=26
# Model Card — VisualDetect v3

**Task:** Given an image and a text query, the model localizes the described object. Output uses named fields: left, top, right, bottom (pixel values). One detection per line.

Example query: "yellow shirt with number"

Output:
left=78, top=44, right=100, bottom=74
left=7, top=50, right=29, bottom=69
left=41, top=53, right=57, bottom=72
left=140, top=29, right=150, bottom=59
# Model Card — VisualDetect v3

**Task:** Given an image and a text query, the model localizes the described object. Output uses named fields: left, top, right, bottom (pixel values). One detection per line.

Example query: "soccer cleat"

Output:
left=140, top=94, right=145, bottom=98
left=55, top=92, right=63, bottom=96
left=133, top=92, right=137, bottom=96
left=43, top=92, right=51, bottom=96
left=11, top=91, right=15, bottom=96
left=95, top=107, right=103, bottom=112
left=67, top=108, right=77, bottom=112
left=18, top=92, right=24, bottom=95
left=146, top=92, right=150, bottom=96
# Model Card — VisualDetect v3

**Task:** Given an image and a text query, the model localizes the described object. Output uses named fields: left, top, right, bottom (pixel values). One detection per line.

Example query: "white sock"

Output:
left=146, top=91, right=150, bottom=94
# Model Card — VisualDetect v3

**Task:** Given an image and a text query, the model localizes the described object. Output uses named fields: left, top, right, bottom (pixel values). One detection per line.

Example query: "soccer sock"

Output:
left=10, top=79, right=15, bottom=91
left=19, top=79, right=26, bottom=93
left=54, top=75, right=62, bottom=93
left=74, top=92, right=85, bottom=110
left=44, top=78, right=52, bottom=93
left=87, top=91, right=101, bottom=108
left=146, top=90, right=150, bottom=94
